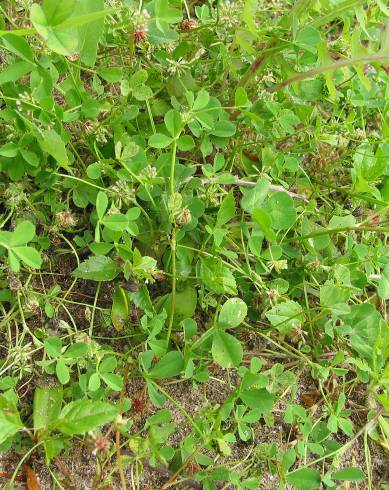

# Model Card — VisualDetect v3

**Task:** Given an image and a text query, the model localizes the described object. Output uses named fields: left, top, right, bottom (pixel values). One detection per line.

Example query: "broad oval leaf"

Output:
left=33, top=384, right=63, bottom=433
left=218, top=298, right=247, bottom=329
left=73, top=256, right=121, bottom=281
left=111, top=285, right=129, bottom=331
left=148, top=133, right=173, bottom=148
left=212, top=330, right=243, bottom=368
left=149, top=351, right=184, bottom=378
left=332, top=467, right=366, bottom=481
left=55, top=400, right=118, bottom=435
left=286, top=468, right=321, bottom=490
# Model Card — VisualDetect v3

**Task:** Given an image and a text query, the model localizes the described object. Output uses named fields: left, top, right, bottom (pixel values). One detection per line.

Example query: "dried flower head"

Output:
left=180, top=19, right=197, bottom=31
left=131, top=395, right=146, bottom=414
left=175, top=207, right=192, bottom=226
left=25, top=297, right=40, bottom=315
left=133, top=9, right=150, bottom=43
left=67, top=52, right=79, bottom=62
left=134, top=29, right=148, bottom=43
left=364, top=209, right=381, bottom=226
left=8, top=273, right=22, bottom=292
left=55, top=211, right=77, bottom=229
left=83, top=121, right=95, bottom=133
left=93, top=434, right=111, bottom=454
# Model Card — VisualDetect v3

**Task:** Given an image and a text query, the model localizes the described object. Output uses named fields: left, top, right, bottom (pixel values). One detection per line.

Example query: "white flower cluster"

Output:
left=220, top=0, right=242, bottom=27
left=134, top=8, right=150, bottom=33
left=15, top=90, right=35, bottom=108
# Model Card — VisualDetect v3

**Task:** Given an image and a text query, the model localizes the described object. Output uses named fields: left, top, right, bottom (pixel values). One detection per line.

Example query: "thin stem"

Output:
left=167, top=140, right=178, bottom=344
left=89, top=283, right=101, bottom=337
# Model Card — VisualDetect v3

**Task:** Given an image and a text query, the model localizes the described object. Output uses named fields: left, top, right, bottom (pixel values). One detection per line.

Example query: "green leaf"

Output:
left=13, top=246, right=42, bottom=269
left=286, top=468, right=321, bottom=490
left=101, top=214, right=128, bottom=232
left=240, top=388, right=275, bottom=412
left=97, top=67, right=123, bottom=82
left=342, top=304, right=382, bottom=360
left=0, top=142, right=18, bottom=157
left=149, top=351, right=184, bottom=378
left=45, top=337, right=62, bottom=357
left=40, top=129, right=70, bottom=169
left=148, top=133, right=173, bottom=148
left=212, top=330, right=243, bottom=368
left=75, top=0, right=104, bottom=67
left=266, top=300, right=304, bottom=335
left=243, top=0, right=259, bottom=37
left=162, top=287, right=197, bottom=324
left=217, top=190, right=236, bottom=226
left=129, top=70, right=148, bottom=87
left=2, top=33, right=34, bottom=63
left=147, top=380, right=166, bottom=408
left=378, top=264, right=389, bottom=300
left=0, top=395, right=24, bottom=445
left=55, top=400, right=117, bottom=435
left=56, top=359, right=70, bottom=385
left=252, top=208, right=276, bottom=241
left=154, top=0, right=182, bottom=32
left=100, top=372, right=123, bottom=391
left=96, top=191, right=108, bottom=220
left=192, top=89, right=210, bottom=110
left=164, top=110, right=183, bottom=138
left=240, top=180, right=269, bottom=213
left=11, top=221, right=35, bottom=245
left=200, top=257, right=237, bottom=295
left=30, top=2, right=78, bottom=55
left=0, top=61, right=33, bottom=85
left=88, top=373, right=101, bottom=391
left=295, top=27, right=321, bottom=52
left=38, top=0, right=76, bottom=25
left=218, top=298, right=247, bottom=328
left=111, top=285, right=129, bottom=331
left=73, top=256, right=121, bottom=281
left=211, top=120, right=236, bottom=138
left=332, top=467, right=366, bottom=482
left=265, top=192, right=296, bottom=230
left=63, top=343, right=88, bottom=358
left=177, top=135, right=195, bottom=151
left=33, top=384, right=63, bottom=434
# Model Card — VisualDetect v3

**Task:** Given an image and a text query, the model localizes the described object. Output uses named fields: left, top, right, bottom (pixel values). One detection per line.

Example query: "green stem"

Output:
left=167, top=140, right=178, bottom=344
left=170, top=140, right=177, bottom=196
left=268, top=53, right=389, bottom=93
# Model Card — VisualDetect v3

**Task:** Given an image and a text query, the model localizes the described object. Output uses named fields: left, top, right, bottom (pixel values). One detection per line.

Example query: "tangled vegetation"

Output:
left=0, top=0, right=389, bottom=488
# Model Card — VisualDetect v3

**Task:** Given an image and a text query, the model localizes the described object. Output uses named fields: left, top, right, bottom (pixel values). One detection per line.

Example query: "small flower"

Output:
left=131, top=395, right=146, bottom=414
left=175, top=207, right=192, bottom=226
left=133, top=8, right=150, bottom=43
left=364, top=209, right=381, bottom=225
left=267, top=289, right=280, bottom=303
left=67, top=52, right=79, bottom=62
left=141, top=165, right=157, bottom=179
left=83, top=121, right=95, bottom=133
left=152, top=271, right=166, bottom=281
left=4, top=183, right=27, bottom=207
left=271, top=259, right=288, bottom=273
left=180, top=19, right=197, bottom=31
left=111, top=180, right=135, bottom=206
left=8, top=273, right=22, bottom=292
left=25, top=297, right=40, bottom=315
left=134, top=29, right=148, bottom=44
left=55, top=211, right=77, bottom=229
left=93, top=434, right=111, bottom=454
left=168, top=192, right=183, bottom=215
